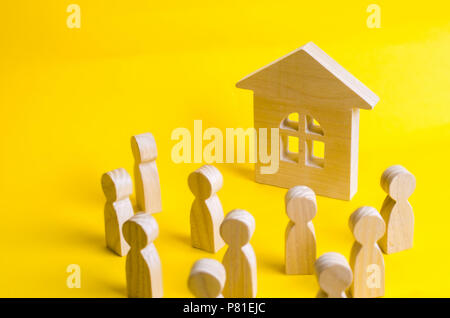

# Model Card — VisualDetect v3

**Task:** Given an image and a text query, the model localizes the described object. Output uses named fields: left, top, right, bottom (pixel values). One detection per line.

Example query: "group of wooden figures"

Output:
left=101, top=132, right=416, bottom=298
left=102, top=132, right=163, bottom=297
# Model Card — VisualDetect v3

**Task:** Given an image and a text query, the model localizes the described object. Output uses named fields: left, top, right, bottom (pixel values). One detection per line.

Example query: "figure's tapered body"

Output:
left=285, top=221, right=316, bottom=274
left=349, top=242, right=384, bottom=298
left=101, top=168, right=135, bottom=256
left=348, top=207, right=385, bottom=298
left=131, top=133, right=162, bottom=214
left=123, top=213, right=163, bottom=298
left=189, top=165, right=225, bottom=253
left=379, top=165, right=415, bottom=254
left=221, top=209, right=257, bottom=298
left=222, top=243, right=257, bottom=298
left=285, top=186, right=317, bottom=275
left=190, top=196, right=224, bottom=252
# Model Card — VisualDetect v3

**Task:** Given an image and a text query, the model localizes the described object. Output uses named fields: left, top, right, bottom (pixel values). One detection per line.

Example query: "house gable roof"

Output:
left=236, top=42, right=379, bottom=110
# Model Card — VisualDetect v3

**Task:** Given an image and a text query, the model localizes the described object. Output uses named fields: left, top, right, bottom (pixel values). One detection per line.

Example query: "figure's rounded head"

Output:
left=315, top=252, right=352, bottom=296
left=131, top=133, right=157, bottom=162
left=123, top=212, right=159, bottom=249
left=188, top=165, right=223, bottom=199
left=220, top=209, right=255, bottom=247
left=101, top=168, right=132, bottom=201
left=285, top=186, right=317, bottom=222
left=381, top=165, right=416, bottom=200
left=188, top=258, right=226, bottom=298
left=349, top=206, right=385, bottom=245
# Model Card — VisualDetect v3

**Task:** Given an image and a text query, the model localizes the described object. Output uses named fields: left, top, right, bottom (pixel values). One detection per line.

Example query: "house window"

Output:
left=280, top=112, right=325, bottom=168
left=306, top=115, right=323, bottom=135
left=306, top=140, right=325, bottom=168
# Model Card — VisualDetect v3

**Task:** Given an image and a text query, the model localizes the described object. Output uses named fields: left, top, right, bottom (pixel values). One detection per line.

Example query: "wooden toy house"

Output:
left=236, top=42, right=379, bottom=200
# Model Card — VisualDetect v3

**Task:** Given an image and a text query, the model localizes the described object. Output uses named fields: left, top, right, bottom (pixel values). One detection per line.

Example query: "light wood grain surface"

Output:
left=221, top=209, right=257, bottom=298
left=379, top=165, right=415, bottom=254
left=315, top=252, right=352, bottom=298
left=101, top=168, right=135, bottom=256
left=349, top=206, right=385, bottom=298
left=188, top=165, right=225, bottom=253
left=123, top=212, right=163, bottom=298
left=188, top=258, right=226, bottom=298
left=236, top=42, right=379, bottom=200
left=131, top=132, right=162, bottom=214
left=285, top=185, right=317, bottom=274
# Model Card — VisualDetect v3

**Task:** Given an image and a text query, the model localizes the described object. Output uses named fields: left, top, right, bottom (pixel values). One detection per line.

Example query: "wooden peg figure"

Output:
left=131, top=133, right=162, bottom=214
left=123, top=212, right=163, bottom=298
left=188, top=258, right=226, bottom=298
left=101, top=168, right=135, bottom=256
left=349, top=207, right=385, bottom=298
left=379, top=165, right=416, bottom=254
left=220, top=209, right=257, bottom=298
left=314, top=252, right=352, bottom=298
left=188, top=165, right=225, bottom=253
left=285, top=186, right=317, bottom=275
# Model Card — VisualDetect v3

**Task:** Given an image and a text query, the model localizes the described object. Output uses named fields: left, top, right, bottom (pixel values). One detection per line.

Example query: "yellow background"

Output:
left=0, top=1, right=449, bottom=297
